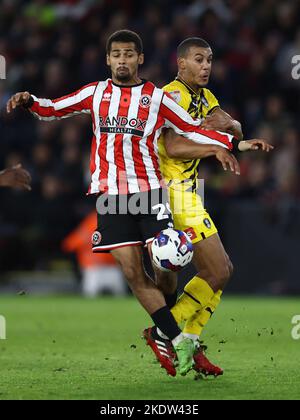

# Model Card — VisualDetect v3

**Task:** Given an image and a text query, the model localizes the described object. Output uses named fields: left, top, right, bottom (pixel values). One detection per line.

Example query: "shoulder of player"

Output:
left=202, top=87, right=218, bottom=102
left=161, top=80, right=190, bottom=105
left=163, top=80, right=188, bottom=95
left=84, top=81, right=99, bottom=88
left=80, top=81, right=101, bottom=91
left=78, top=81, right=104, bottom=97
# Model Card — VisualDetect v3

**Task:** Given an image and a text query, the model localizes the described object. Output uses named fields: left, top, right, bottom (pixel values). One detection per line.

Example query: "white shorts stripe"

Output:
left=93, top=241, right=143, bottom=251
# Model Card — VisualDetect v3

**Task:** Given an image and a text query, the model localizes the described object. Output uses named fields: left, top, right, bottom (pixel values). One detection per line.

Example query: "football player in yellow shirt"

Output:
left=144, top=37, right=273, bottom=376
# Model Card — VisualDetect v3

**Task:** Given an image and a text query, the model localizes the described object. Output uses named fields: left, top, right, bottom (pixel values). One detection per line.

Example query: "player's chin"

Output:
left=198, top=77, right=209, bottom=87
left=116, top=71, right=131, bottom=82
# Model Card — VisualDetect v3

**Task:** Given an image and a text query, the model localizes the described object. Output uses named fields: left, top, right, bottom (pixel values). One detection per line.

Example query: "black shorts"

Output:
left=92, top=188, right=174, bottom=252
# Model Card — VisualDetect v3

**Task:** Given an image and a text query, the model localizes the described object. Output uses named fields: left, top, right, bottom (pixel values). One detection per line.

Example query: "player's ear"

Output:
left=138, top=54, right=144, bottom=65
left=106, top=54, right=111, bottom=66
left=177, top=57, right=186, bottom=71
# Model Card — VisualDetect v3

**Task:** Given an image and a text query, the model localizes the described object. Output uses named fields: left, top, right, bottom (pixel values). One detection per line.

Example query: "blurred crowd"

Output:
left=0, top=0, right=300, bottom=272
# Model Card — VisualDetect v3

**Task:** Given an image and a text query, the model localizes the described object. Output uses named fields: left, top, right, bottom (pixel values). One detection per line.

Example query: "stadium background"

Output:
left=0, top=0, right=299, bottom=295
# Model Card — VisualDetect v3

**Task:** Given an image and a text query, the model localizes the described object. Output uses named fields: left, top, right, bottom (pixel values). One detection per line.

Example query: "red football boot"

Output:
left=193, top=345, right=223, bottom=377
left=143, top=327, right=176, bottom=377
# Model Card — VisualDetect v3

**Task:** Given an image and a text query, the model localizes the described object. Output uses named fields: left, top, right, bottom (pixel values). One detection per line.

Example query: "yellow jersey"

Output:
left=158, top=77, right=219, bottom=185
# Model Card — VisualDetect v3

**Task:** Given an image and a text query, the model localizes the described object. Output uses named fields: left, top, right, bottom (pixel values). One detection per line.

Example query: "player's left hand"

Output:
left=201, top=112, right=230, bottom=132
left=215, top=149, right=241, bottom=175
left=239, top=139, right=274, bottom=152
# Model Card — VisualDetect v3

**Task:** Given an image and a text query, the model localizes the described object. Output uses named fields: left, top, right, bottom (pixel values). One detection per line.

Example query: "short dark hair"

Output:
left=177, top=37, right=211, bottom=58
left=106, top=30, right=143, bottom=54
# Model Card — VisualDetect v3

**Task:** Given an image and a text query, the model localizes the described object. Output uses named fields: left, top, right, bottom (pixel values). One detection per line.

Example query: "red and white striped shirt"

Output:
left=29, top=79, right=234, bottom=195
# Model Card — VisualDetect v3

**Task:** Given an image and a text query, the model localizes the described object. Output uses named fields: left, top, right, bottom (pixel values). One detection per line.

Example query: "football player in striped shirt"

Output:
left=6, top=30, right=266, bottom=376
left=144, top=37, right=273, bottom=376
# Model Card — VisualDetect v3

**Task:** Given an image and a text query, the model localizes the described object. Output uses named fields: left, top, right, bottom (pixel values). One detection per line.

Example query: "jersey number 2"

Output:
left=152, top=203, right=171, bottom=220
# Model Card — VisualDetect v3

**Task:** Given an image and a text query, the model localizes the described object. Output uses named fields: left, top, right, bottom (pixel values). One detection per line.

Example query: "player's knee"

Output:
left=203, top=259, right=233, bottom=290
left=217, top=259, right=233, bottom=287
left=224, top=254, right=234, bottom=281
left=228, top=259, right=234, bottom=278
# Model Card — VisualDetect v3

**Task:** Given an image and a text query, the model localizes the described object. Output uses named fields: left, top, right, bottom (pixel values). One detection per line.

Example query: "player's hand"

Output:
left=215, top=149, right=240, bottom=175
left=0, top=164, right=32, bottom=191
left=201, top=112, right=231, bottom=132
left=6, top=91, right=32, bottom=113
left=238, top=139, right=274, bottom=152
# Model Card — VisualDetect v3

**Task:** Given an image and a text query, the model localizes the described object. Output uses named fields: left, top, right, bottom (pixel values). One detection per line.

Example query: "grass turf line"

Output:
left=0, top=295, right=299, bottom=400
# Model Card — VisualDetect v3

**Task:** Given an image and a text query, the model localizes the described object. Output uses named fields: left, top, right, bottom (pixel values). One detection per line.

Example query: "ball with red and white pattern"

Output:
left=151, top=228, right=194, bottom=272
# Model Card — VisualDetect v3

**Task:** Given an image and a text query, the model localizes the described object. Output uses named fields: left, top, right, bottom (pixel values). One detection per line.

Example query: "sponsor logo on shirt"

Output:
left=99, top=116, right=147, bottom=137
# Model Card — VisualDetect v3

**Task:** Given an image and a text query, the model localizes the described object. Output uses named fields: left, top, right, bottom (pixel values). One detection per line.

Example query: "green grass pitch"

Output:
left=0, top=295, right=299, bottom=400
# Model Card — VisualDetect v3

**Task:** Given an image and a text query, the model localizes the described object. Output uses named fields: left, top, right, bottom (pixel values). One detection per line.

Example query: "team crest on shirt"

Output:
left=92, top=231, right=102, bottom=246
left=139, top=94, right=152, bottom=108
left=169, top=90, right=181, bottom=104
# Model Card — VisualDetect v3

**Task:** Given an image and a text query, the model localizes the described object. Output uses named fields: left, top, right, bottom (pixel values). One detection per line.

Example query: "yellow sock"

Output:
left=183, top=290, right=223, bottom=337
left=171, top=276, right=214, bottom=324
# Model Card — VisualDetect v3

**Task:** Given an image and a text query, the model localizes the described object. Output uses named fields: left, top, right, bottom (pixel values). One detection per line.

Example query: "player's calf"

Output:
left=196, top=259, right=233, bottom=293
left=192, top=234, right=234, bottom=292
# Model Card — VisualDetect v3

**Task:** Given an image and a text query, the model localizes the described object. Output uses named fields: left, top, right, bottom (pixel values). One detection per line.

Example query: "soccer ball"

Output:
left=151, top=228, right=194, bottom=272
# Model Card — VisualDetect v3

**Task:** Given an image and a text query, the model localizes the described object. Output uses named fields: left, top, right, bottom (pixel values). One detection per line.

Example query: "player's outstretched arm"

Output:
left=160, top=92, right=235, bottom=150
left=200, top=109, right=274, bottom=153
left=0, top=164, right=32, bottom=191
left=164, top=129, right=240, bottom=175
left=6, top=83, right=97, bottom=121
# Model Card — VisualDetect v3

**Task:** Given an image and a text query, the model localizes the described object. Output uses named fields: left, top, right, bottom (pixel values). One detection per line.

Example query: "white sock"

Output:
left=171, top=333, right=185, bottom=347
left=156, top=328, right=169, bottom=340
left=183, top=333, right=198, bottom=343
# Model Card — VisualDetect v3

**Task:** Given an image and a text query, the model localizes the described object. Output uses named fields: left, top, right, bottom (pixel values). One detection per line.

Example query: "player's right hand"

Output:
left=239, top=139, right=274, bottom=152
left=6, top=91, right=32, bottom=113
left=215, top=149, right=240, bottom=175
left=0, top=164, right=32, bottom=191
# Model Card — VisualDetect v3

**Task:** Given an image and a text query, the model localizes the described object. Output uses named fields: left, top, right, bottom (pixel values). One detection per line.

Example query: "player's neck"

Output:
left=111, top=74, right=143, bottom=87
left=177, top=74, right=201, bottom=95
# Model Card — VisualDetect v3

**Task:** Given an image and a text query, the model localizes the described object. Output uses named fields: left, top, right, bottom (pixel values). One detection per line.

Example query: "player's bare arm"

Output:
left=201, top=107, right=243, bottom=140
left=0, top=164, right=32, bottom=191
left=201, top=109, right=274, bottom=152
left=163, top=128, right=240, bottom=175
